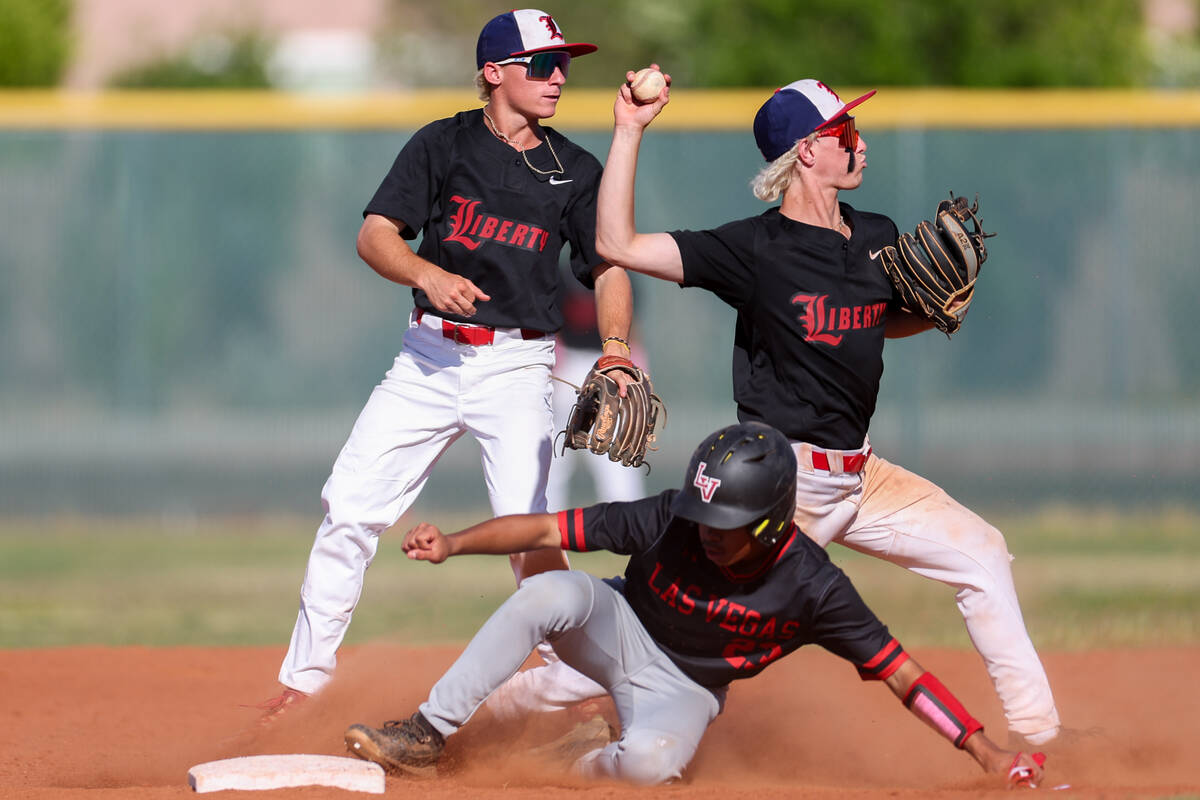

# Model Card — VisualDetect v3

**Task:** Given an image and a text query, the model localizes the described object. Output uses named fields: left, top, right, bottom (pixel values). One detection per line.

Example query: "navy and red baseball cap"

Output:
left=752, top=79, right=876, bottom=162
left=476, top=9, right=598, bottom=69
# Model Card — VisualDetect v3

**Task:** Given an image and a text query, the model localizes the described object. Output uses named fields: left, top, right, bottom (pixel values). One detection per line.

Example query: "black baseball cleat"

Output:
left=345, top=712, right=445, bottom=778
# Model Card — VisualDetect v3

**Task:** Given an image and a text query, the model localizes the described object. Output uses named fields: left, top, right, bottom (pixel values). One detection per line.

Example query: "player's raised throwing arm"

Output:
left=402, top=514, right=561, bottom=564
left=595, top=66, right=684, bottom=284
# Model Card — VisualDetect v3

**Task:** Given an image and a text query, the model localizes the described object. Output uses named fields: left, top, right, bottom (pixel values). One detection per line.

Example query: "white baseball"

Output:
left=630, top=68, right=666, bottom=104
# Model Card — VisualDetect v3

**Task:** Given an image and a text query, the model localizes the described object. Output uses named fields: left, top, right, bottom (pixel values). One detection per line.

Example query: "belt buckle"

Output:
left=449, top=322, right=494, bottom=346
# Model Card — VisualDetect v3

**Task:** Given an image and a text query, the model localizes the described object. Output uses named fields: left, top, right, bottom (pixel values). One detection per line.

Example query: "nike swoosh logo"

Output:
left=548, top=177, right=573, bottom=185
left=868, top=248, right=884, bottom=260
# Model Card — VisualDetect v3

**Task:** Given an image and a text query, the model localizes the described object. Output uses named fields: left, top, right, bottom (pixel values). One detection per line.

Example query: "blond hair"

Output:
left=750, top=132, right=816, bottom=202
left=475, top=69, right=495, bottom=101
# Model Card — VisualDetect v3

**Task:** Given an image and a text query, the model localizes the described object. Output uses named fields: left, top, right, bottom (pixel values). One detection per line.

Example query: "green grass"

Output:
left=0, top=512, right=628, bottom=648
left=1, top=506, right=1197, bottom=650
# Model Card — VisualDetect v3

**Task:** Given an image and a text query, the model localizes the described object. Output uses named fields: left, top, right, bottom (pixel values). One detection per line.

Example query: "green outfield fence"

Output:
left=2, top=89, right=1199, bottom=515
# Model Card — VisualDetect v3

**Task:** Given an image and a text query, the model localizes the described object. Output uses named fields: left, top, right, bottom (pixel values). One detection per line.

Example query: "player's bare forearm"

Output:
left=884, top=308, right=935, bottom=338
left=595, top=96, right=684, bottom=283
left=589, top=263, right=641, bottom=395
left=882, top=655, right=922, bottom=699
left=357, top=214, right=431, bottom=287
left=593, top=264, right=633, bottom=357
left=401, top=515, right=560, bottom=563
left=595, top=125, right=643, bottom=262
left=357, top=214, right=490, bottom=316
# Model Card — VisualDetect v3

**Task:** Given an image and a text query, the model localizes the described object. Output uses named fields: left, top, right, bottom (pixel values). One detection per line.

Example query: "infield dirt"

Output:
left=2, top=643, right=1196, bottom=798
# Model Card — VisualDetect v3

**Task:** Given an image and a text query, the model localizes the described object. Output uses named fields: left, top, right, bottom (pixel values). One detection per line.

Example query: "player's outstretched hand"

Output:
left=1005, top=751, right=1047, bottom=789
left=420, top=266, right=491, bottom=318
left=961, top=730, right=1046, bottom=788
left=402, top=523, right=451, bottom=563
left=614, top=64, right=671, bottom=130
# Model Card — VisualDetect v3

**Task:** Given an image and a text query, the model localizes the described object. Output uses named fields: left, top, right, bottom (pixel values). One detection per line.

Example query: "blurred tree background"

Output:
left=108, top=31, right=275, bottom=89
left=550, top=0, right=1153, bottom=88
left=370, top=0, right=1180, bottom=90
left=0, top=0, right=72, bottom=86
left=3, top=0, right=1189, bottom=90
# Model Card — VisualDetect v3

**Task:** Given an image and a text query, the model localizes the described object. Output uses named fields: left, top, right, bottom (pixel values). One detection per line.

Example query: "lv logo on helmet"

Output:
left=693, top=462, right=722, bottom=502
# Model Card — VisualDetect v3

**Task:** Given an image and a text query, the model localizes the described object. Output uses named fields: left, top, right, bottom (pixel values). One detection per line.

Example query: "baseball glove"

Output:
left=878, top=192, right=994, bottom=336
left=561, top=356, right=665, bottom=469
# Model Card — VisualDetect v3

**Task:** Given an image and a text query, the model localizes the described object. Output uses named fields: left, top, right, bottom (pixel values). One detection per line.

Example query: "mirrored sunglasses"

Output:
left=496, top=51, right=571, bottom=80
left=817, top=116, right=859, bottom=150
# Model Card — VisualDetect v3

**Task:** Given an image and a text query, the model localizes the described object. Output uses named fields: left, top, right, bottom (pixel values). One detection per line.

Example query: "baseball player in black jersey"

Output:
left=343, top=423, right=1047, bottom=787
left=592, top=74, right=1060, bottom=746
left=262, top=9, right=636, bottom=716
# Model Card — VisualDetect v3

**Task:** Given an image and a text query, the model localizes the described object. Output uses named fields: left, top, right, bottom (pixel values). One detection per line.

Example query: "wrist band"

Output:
left=601, top=336, right=631, bottom=353
left=903, top=671, right=983, bottom=748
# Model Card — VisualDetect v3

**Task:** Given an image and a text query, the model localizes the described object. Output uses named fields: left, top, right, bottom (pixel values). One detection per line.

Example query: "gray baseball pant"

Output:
left=419, top=570, right=724, bottom=785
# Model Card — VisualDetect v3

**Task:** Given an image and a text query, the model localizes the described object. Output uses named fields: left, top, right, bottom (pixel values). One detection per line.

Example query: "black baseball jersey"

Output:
left=671, top=205, right=903, bottom=449
left=557, top=490, right=908, bottom=688
left=364, top=109, right=603, bottom=332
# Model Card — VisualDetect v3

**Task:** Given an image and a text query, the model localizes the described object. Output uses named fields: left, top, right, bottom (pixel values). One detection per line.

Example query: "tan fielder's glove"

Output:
left=878, top=192, right=995, bottom=336
left=561, top=355, right=665, bottom=469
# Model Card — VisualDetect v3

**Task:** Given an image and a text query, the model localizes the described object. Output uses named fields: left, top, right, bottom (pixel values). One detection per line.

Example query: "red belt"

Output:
left=415, top=309, right=544, bottom=345
left=811, top=448, right=871, bottom=473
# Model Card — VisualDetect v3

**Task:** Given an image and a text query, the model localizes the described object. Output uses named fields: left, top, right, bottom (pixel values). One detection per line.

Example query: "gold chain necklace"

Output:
left=482, top=108, right=564, bottom=176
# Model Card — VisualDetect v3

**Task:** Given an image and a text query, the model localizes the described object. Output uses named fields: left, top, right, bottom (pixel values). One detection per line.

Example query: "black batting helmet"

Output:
left=670, top=421, right=797, bottom=547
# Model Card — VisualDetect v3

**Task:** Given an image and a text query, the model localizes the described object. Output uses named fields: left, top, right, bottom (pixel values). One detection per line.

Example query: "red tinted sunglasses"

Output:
left=817, top=116, right=859, bottom=150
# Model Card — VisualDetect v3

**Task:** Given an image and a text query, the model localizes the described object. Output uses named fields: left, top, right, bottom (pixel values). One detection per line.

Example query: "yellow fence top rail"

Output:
left=1, top=88, right=1199, bottom=130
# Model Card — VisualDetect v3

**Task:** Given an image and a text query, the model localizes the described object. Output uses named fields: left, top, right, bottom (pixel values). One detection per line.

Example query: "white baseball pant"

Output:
left=420, top=571, right=724, bottom=785
left=789, top=439, right=1060, bottom=743
left=279, top=311, right=598, bottom=697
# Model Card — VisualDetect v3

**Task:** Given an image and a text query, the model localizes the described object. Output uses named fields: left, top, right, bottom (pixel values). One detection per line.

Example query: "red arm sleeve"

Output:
left=557, top=508, right=589, bottom=552
left=856, top=637, right=910, bottom=681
